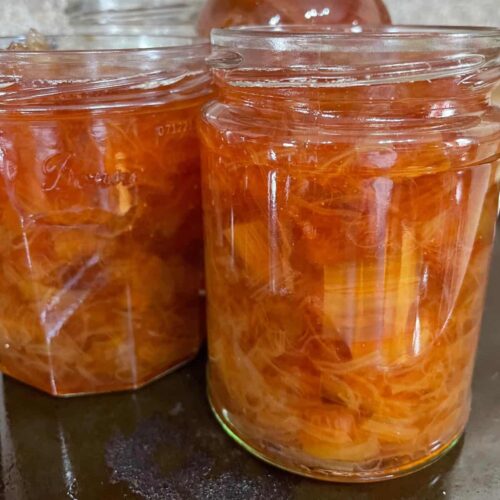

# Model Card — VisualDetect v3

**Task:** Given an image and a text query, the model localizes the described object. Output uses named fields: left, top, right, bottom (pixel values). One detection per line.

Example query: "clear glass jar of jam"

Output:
left=197, top=0, right=391, bottom=36
left=0, top=33, right=211, bottom=396
left=200, top=26, right=500, bottom=481
left=66, top=0, right=203, bottom=35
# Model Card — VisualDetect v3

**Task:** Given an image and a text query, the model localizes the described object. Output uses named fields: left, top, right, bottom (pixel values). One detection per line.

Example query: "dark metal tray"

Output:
left=1, top=230, right=499, bottom=500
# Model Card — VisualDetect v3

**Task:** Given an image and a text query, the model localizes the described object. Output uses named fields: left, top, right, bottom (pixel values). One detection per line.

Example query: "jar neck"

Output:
left=0, top=41, right=211, bottom=113
left=214, top=71, right=495, bottom=127
left=67, top=0, right=201, bottom=26
left=209, top=26, right=500, bottom=127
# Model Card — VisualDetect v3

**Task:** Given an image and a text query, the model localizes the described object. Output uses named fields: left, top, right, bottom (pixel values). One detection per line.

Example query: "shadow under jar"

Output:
left=0, top=35, right=211, bottom=396
left=200, top=26, right=500, bottom=482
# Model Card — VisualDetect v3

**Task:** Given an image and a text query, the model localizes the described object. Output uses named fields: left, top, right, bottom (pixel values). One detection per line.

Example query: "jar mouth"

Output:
left=0, top=34, right=211, bottom=113
left=212, top=25, right=500, bottom=51
left=66, top=0, right=203, bottom=26
left=0, top=34, right=207, bottom=53
left=71, top=24, right=197, bottom=37
left=209, top=25, right=500, bottom=88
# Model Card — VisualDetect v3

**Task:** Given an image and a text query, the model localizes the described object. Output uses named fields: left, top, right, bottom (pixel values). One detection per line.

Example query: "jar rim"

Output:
left=66, top=0, right=203, bottom=25
left=0, top=34, right=208, bottom=54
left=71, top=24, right=197, bottom=37
left=66, top=0, right=204, bottom=15
left=212, top=25, right=500, bottom=52
left=209, top=25, right=500, bottom=89
left=0, top=34, right=211, bottom=113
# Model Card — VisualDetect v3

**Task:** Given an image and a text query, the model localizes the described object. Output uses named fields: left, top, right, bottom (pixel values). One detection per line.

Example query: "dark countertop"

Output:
left=0, top=230, right=499, bottom=500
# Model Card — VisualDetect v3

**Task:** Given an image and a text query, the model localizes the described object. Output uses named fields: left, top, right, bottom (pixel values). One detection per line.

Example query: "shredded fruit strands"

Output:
left=200, top=72, right=500, bottom=478
left=0, top=36, right=208, bottom=395
left=7, top=29, right=50, bottom=51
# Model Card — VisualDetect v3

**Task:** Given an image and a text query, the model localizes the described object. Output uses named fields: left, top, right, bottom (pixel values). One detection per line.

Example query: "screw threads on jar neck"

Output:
left=66, top=0, right=203, bottom=33
left=209, top=26, right=500, bottom=125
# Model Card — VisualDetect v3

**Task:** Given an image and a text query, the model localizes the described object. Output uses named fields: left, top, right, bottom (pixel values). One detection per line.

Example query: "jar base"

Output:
left=1, top=352, right=199, bottom=398
left=208, top=389, right=464, bottom=483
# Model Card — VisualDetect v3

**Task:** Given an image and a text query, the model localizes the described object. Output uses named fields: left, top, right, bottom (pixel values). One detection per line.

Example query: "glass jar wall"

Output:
left=66, top=0, right=202, bottom=35
left=197, top=0, right=391, bottom=37
left=0, top=34, right=211, bottom=396
left=200, top=26, right=500, bottom=481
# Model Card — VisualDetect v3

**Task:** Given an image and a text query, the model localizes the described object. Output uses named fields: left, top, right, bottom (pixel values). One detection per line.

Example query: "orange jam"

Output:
left=197, top=0, right=391, bottom=36
left=200, top=27, right=500, bottom=481
left=0, top=35, right=211, bottom=396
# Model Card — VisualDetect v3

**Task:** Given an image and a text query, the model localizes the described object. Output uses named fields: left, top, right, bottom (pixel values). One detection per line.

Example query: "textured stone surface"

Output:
left=0, top=0, right=498, bottom=36
left=0, top=0, right=70, bottom=36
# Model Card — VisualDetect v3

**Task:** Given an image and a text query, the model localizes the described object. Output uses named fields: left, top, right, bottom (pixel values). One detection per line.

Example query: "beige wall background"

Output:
left=386, top=0, right=499, bottom=27
left=0, top=0, right=498, bottom=36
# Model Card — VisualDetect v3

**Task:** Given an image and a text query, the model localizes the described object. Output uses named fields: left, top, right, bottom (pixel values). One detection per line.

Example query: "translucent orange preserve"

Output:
left=197, top=0, right=391, bottom=36
left=200, top=27, right=500, bottom=481
left=0, top=35, right=211, bottom=396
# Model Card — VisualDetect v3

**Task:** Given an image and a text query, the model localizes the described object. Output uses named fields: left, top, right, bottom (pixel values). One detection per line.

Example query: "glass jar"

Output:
left=200, top=26, right=500, bottom=481
left=66, top=0, right=202, bottom=35
left=197, top=0, right=391, bottom=37
left=0, top=34, right=211, bottom=396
